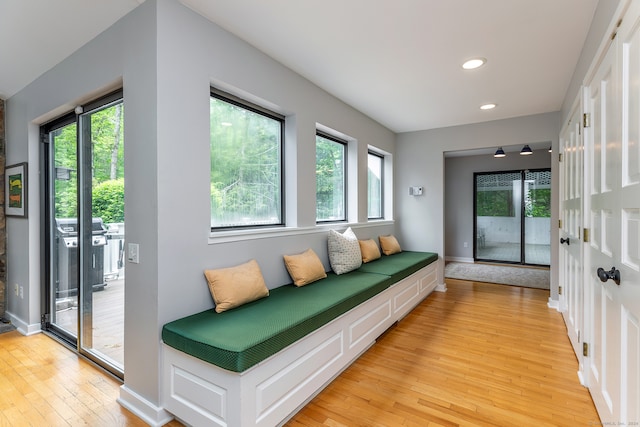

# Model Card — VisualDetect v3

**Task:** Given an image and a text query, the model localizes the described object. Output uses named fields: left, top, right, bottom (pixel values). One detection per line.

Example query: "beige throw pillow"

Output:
left=283, top=248, right=327, bottom=286
left=359, top=239, right=381, bottom=263
left=379, top=234, right=402, bottom=255
left=204, top=259, right=269, bottom=313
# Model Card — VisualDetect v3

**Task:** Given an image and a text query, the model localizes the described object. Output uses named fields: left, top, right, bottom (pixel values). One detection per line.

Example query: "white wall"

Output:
left=5, top=0, right=396, bottom=419
left=5, top=0, right=136, bottom=333
left=395, top=112, right=560, bottom=297
left=394, top=0, right=624, bottom=304
left=445, top=150, right=552, bottom=260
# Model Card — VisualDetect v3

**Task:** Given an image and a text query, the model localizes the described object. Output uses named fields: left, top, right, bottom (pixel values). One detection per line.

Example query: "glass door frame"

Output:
left=40, top=90, right=124, bottom=379
left=41, top=111, right=77, bottom=346
left=473, top=168, right=551, bottom=267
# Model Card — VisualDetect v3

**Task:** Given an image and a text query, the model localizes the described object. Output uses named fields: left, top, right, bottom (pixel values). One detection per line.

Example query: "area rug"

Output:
left=444, top=262, right=550, bottom=290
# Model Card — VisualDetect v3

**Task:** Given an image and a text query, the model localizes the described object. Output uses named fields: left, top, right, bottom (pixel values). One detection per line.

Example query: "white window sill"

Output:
left=208, top=220, right=394, bottom=244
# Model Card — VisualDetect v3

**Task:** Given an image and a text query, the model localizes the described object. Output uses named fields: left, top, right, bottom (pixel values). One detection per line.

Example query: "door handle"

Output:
left=597, top=267, right=621, bottom=286
left=560, top=237, right=570, bottom=245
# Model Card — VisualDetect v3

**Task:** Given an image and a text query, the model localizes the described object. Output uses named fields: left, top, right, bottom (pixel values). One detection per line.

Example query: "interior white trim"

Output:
left=4, top=311, right=41, bottom=336
left=118, top=385, right=174, bottom=427
left=445, top=256, right=474, bottom=263
left=208, top=220, right=394, bottom=244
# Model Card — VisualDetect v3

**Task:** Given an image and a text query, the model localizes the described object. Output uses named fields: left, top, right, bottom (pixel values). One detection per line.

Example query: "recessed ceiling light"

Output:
left=480, top=103, right=496, bottom=110
left=462, top=58, right=486, bottom=70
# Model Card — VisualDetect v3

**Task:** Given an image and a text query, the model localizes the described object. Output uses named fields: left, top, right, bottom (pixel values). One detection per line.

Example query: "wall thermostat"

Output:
left=409, top=186, right=423, bottom=196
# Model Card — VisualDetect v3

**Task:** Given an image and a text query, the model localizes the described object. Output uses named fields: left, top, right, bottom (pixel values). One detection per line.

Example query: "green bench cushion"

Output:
left=357, top=251, right=438, bottom=281
left=162, top=270, right=393, bottom=372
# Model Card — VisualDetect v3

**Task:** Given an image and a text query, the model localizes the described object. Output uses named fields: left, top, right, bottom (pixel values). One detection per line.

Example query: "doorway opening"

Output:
left=474, top=169, right=551, bottom=266
left=41, top=90, right=125, bottom=378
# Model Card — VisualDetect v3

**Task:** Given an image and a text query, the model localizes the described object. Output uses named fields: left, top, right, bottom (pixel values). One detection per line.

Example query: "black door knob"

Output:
left=560, top=237, right=570, bottom=245
left=597, top=267, right=621, bottom=285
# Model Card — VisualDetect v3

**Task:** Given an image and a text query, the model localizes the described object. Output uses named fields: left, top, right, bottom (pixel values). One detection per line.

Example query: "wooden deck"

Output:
left=54, top=276, right=124, bottom=368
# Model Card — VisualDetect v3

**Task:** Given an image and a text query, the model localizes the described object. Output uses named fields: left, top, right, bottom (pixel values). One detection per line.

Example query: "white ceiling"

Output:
left=0, top=0, right=598, bottom=133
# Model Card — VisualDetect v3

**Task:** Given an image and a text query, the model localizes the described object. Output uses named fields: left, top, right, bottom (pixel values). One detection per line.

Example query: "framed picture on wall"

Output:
left=5, top=162, right=28, bottom=218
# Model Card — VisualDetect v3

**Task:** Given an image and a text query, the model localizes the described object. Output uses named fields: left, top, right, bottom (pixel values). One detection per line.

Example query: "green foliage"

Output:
left=210, top=98, right=282, bottom=227
left=477, top=188, right=550, bottom=218
left=90, top=104, right=124, bottom=181
left=52, top=102, right=125, bottom=224
left=367, top=153, right=382, bottom=218
left=476, top=190, right=514, bottom=217
left=525, top=188, right=551, bottom=217
left=53, top=124, right=78, bottom=219
left=55, top=179, right=78, bottom=218
left=92, top=179, right=125, bottom=223
left=316, top=136, right=345, bottom=221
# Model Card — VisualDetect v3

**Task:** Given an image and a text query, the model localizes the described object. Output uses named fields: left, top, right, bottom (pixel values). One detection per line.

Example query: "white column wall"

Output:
left=5, top=0, right=397, bottom=417
left=395, top=112, right=560, bottom=297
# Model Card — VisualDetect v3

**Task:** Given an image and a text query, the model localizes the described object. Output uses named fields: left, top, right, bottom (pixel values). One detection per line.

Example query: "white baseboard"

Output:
left=547, top=298, right=560, bottom=311
left=445, top=256, right=474, bottom=263
left=118, top=385, right=174, bottom=427
left=435, top=282, right=447, bottom=292
left=4, top=311, right=41, bottom=336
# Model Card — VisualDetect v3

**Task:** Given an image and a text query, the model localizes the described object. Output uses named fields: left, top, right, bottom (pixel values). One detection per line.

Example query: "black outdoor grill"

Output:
left=55, top=218, right=108, bottom=298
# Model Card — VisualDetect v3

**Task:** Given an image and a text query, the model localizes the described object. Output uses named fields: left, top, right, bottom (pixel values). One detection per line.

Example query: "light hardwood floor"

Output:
left=0, top=279, right=598, bottom=426
left=0, top=330, right=182, bottom=426
left=286, top=279, right=599, bottom=426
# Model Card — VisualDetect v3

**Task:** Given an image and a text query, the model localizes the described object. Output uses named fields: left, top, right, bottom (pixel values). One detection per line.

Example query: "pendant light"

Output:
left=520, top=144, right=533, bottom=155
left=494, top=147, right=506, bottom=158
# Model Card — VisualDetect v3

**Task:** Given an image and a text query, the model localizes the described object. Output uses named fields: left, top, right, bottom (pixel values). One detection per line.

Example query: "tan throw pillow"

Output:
left=359, top=239, right=381, bottom=263
left=204, top=259, right=269, bottom=313
left=328, top=227, right=362, bottom=274
left=379, top=235, right=402, bottom=255
left=283, top=248, right=327, bottom=287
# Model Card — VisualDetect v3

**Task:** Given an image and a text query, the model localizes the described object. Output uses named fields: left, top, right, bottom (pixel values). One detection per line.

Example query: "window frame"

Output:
left=367, top=150, right=384, bottom=220
left=315, top=131, right=348, bottom=224
left=209, top=88, right=286, bottom=231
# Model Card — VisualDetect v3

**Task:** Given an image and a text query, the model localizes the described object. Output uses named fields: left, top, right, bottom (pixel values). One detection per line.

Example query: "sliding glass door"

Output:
left=474, top=169, right=550, bottom=266
left=523, top=170, right=551, bottom=265
left=42, top=91, right=125, bottom=377
left=475, top=171, right=522, bottom=263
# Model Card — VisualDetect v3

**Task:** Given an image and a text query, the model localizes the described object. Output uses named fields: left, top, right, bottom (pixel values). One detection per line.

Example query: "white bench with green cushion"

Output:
left=162, top=244, right=438, bottom=427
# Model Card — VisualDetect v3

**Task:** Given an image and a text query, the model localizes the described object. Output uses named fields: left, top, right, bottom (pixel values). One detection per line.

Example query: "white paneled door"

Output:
left=582, top=1, right=640, bottom=422
left=560, top=103, right=584, bottom=376
left=585, top=36, right=621, bottom=422
left=616, top=5, right=640, bottom=421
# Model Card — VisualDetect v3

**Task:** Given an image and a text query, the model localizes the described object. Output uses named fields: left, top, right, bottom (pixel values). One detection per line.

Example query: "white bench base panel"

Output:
left=161, top=263, right=437, bottom=427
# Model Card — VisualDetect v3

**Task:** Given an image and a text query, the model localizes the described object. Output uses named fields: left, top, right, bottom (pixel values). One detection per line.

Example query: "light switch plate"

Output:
left=128, top=243, right=140, bottom=264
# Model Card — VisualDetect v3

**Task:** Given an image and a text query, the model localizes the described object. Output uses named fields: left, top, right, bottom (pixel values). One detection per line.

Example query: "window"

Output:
left=368, top=151, right=383, bottom=219
left=210, top=90, right=284, bottom=229
left=316, top=133, right=346, bottom=222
